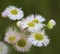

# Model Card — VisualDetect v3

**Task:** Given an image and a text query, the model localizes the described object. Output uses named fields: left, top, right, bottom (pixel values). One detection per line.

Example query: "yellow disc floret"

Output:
left=34, top=33, right=44, bottom=40
left=9, top=36, right=16, bottom=42
left=17, top=39, right=26, bottom=47
left=27, top=22, right=35, bottom=27
left=11, top=9, right=18, bottom=15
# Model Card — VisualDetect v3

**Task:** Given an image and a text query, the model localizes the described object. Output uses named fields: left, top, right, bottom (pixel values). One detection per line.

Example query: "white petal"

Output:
left=2, top=10, right=8, bottom=17
left=26, top=14, right=34, bottom=22
left=37, top=42, right=43, bottom=47
left=49, top=19, right=56, bottom=26
left=35, top=15, right=45, bottom=22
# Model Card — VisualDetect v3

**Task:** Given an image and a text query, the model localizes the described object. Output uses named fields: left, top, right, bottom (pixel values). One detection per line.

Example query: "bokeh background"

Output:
left=0, top=0, right=60, bottom=54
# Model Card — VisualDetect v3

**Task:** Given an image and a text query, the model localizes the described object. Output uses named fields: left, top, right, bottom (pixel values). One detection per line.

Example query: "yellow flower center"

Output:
left=17, top=39, right=26, bottom=47
left=27, top=22, right=35, bottom=27
left=11, top=9, right=18, bottom=15
left=0, top=46, right=3, bottom=51
left=32, top=19, right=39, bottom=24
left=34, top=33, right=44, bottom=40
left=9, top=36, right=16, bottom=42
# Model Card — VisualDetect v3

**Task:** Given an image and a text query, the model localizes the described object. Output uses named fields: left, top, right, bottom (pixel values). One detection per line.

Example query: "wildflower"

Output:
left=28, top=30, right=50, bottom=47
left=14, top=34, right=32, bottom=52
left=2, top=6, right=24, bottom=20
left=0, top=42, right=8, bottom=54
left=4, top=27, right=20, bottom=44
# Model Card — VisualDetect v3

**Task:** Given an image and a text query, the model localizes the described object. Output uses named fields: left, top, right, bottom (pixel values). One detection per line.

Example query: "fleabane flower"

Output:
left=4, top=27, right=20, bottom=44
left=0, top=42, right=8, bottom=54
left=14, top=34, right=32, bottom=52
left=2, top=6, right=24, bottom=20
left=28, top=30, right=50, bottom=47
left=17, top=14, right=45, bottom=32
left=47, top=19, right=56, bottom=29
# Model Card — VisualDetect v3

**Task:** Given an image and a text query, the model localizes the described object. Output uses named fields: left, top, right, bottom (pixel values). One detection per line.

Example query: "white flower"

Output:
left=4, top=27, right=20, bottom=44
left=2, top=6, right=24, bottom=20
left=0, top=42, right=8, bottom=54
left=47, top=19, right=56, bottom=29
left=17, top=14, right=45, bottom=32
left=28, top=30, right=50, bottom=47
left=14, top=34, right=32, bottom=52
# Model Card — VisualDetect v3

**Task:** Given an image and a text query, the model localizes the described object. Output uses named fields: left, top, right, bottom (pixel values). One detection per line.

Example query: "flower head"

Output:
left=2, top=6, right=24, bottom=20
left=0, top=42, right=8, bottom=54
left=4, top=27, right=20, bottom=44
left=28, top=30, right=50, bottom=47
left=14, top=34, right=32, bottom=52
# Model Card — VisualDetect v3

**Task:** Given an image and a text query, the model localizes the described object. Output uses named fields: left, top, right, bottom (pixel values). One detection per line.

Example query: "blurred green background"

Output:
left=0, top=0, right=60, bottom=54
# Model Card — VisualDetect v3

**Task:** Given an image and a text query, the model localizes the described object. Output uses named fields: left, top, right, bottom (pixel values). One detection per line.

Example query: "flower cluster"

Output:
left=0, top=6, right=56, bottom=53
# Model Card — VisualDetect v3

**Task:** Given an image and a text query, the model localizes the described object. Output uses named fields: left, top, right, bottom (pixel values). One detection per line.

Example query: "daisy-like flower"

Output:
left=17, top=14, right=45, bottom=32
left=28, top=30, right=50, bottom=47
left=0, top=42, right=8, bottom=54
left=2, top=6, right=24, bottom=20
left=4, top=27, right=20, bottom=44
left=47, top=19, right=56, bottom=29
left=14, top=34, right=32, bottom=52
